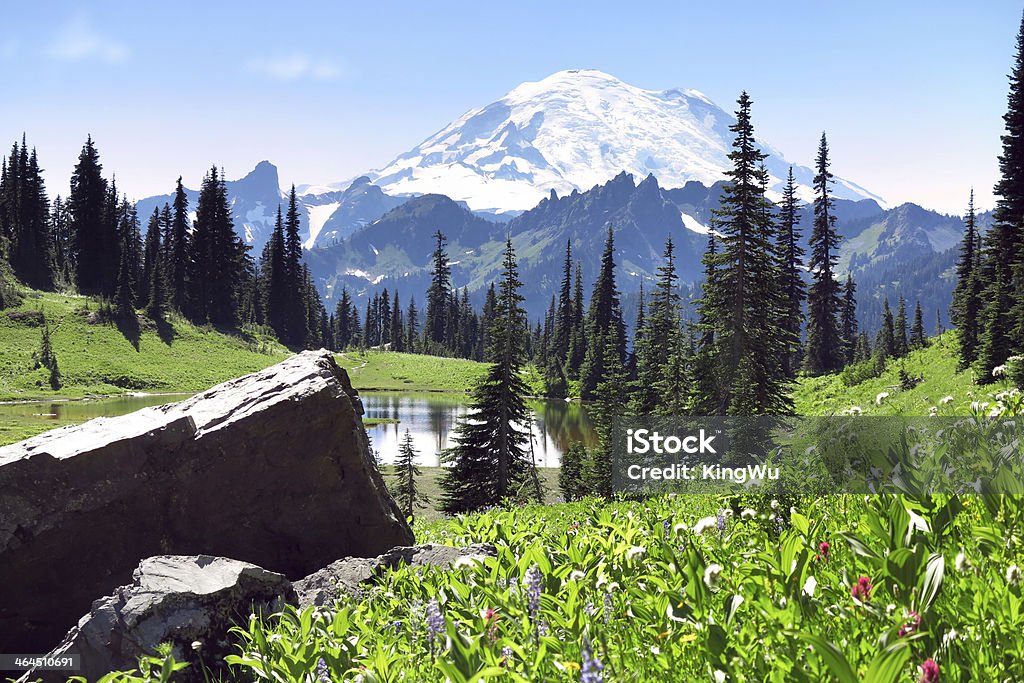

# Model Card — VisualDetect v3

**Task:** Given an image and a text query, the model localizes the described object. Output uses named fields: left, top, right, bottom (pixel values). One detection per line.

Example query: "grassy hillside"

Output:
left=793, top=331, right=1016, bottom=416
left=337, top=349, right=546, bottom=395
left=0, top=291, right=289, bottom=403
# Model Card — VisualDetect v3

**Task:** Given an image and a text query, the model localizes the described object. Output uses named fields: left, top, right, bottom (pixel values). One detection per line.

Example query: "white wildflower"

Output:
left=626, top=545, right=646, bottom=561
left=993, top=364, right=1007, bottom=377
left=693, top=515, right=718, bottom=534
left=941, top=395, right=954, bottom=405
left=1007, top=564, right=1022, bottom=586
left=955, top=551, right=968, bottom=572
left=875, top=391, right=890, bottom=405
left=703, top=563, right=723, bottom=590
left=802, top=575, right=817, bottom=597
left=740, top=508, right=756, bottom=520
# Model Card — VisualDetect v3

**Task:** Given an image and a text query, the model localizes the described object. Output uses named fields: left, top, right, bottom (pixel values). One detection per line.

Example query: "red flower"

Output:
left=485, top=608, right=497, bottom=621
left=851, top=576, right=872, bottom=602
left=920, top=658, right=939, bottom=683
left=816, top=541, right=831, bottom=561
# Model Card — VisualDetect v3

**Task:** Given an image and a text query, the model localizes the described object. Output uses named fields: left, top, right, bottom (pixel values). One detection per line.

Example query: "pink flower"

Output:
left=899, top=611, right=921, bottom=637
left=851, top=576, right=872, bottom=602
left=920, top=658, right=939, bottom=683
left=816, top=541, right=830, bottom=561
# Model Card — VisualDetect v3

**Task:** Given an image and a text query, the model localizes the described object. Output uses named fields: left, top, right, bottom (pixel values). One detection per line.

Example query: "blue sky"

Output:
left=0, top=1, right=1019, bottom=213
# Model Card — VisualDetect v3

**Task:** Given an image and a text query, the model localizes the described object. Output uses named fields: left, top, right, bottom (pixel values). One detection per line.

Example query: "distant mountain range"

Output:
left=134, top=70, right=977, bottom=334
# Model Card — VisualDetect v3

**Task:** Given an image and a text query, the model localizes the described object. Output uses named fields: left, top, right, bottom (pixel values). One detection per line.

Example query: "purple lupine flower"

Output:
left=315, top=657, right=331, bottom=683
left=662, top=518, right=671, bottom=540
left=584, top=602, right=597, bottom=617
left=603, top=591, right=613, bottom=624
left=716, top=510, right=727, bottom=536
left=525, top=565, right=543, bottom=617
left=426, top=598, right=446, bottom=647
left=581, top=641, right=605, bottom=683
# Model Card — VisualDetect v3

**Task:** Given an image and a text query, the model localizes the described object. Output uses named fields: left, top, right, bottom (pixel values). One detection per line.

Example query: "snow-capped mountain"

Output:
left=367, top=69, right=884, bottom=215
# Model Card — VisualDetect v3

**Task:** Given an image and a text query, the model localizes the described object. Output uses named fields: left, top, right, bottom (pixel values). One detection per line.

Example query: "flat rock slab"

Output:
left=21, top=555, right=296, bottom=683
left=295, top=542, right=498, bottom=606
left=0, top=350, right=412, bottom=652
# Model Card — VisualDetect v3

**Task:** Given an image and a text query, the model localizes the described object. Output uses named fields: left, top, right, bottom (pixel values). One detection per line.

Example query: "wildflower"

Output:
left=940, top=395, right=954, bottom=405
left=693, top=515, right=717, bottom=534
left=955, top=551, right=968, bottom=572
left=426, top=598, right=446, bottom=647
left=740, top=508, right=756, bottom=520
left=920, top=658, right=939, bottom=683
left=770, top=499, right=780, bottom=510
left=569, top=569, right=586, bottom=581
left=626, top=545, right=646, bottom=561
left=970, top=401, right=989, bottom=413
left=525, top=565, right=543, bottom=616
left=580, top=640, right=605, bottom=683
left=703, top=563, right=723, bottom=590
left=1007, top=564, right=1022, bottom=586
left=993, top=364, right=1007, bottom=377
left=603, top=591, right=613, bottom=623
left=802, top=575, right=817, bottom=597
left=929, top=406, right=938, bottom=416
left=851, top=576, right=872, bottom=602
left=716, top=510, right=728, bottom=535
left=876, top=391, right=890, bottom=405
left=713, top=671, right=727, bottom=683
left=663, top=518, right=671, bottom=540
left=191, top=641, right=203, bottom=652
left=816, top=541, right=830, bottom=561
left=315, top=657, right=331, bottom=683
left=484, top=608, right=497, bottom=621
left=673, top=522, right=688, bottom=534
left=584, top=602, right=597, bottom=617
left=899, top=611, right=922, bottom=638
left=500, top=645, right=513, bottom=666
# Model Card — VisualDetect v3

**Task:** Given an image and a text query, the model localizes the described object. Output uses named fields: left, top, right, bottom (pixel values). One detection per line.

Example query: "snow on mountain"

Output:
left=368, top=69, right=883, bottom=215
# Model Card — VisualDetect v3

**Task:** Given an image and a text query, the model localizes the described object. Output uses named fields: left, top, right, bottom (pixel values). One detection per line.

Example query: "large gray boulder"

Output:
left=0, top=350, right=412, bottom=653
left=22, top=555, right=296, bottom=683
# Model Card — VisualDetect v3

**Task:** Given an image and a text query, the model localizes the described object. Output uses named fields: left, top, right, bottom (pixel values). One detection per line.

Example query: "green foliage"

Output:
left=558, top=441, right=587, bottom=501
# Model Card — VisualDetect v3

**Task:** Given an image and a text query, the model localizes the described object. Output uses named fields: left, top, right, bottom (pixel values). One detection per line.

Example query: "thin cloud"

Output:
left=47, top=16, right=129, bottom=64
left=247, top=54, right=342, bottom=82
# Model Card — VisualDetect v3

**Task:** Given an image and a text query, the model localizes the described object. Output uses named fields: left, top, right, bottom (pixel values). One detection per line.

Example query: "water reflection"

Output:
left=362, top=392, right=598, bottom=467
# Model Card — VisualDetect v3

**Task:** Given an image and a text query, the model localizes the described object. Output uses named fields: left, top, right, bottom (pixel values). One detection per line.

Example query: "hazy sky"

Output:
left=1, top=1, right=1019, bottom=214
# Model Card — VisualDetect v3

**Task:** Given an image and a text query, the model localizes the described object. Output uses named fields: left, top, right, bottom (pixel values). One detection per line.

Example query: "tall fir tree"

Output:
left=68, top=136, right=116, bottom=296
left=804, top=133, right=844, bottom=375
left=189, top=167, right=247, bottom=326
left=977, top=15, right=1024, bottom=381
left=840, top=275, right=858, bottom=364
left=876, top=298, right=896, bottom=364
left=424, top=230, right=452, bottom=352
left=777, top=166, right=806, bottom=378
left=894, top=295, right=909, bottom=358
left=567, top=263, right=587, bottom=376
left=392, top=429, right=426, bottom=520
left=0, top=139, right=53, bottom=289
left=441, top=239, right=535, bottom=512
left=696, top=92, right=792, bottom=418
left=910, top=299, right=926, bottom=349
left=579, top=226, right=626, bottom=400
left=167, top=177, right=191, bottom=312
left=951, top=190, right=984, bottom=368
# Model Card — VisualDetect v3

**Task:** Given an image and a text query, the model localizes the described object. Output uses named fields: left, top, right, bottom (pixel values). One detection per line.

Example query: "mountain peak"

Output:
left=367, top=71, right=884, bottom=214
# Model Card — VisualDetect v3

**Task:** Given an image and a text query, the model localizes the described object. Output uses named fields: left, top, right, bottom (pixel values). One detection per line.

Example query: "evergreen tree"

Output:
left=977, top=15, right=1024, bottom=381
left=552, top=240, right=574, bottom=364
left=167, top=177, right=191, bottom=312
left=441, top=239, right=534, bottom=512
left=840, top=275, right=858, bottom=364
left=333, top=287, right=354, bottom=349
left=189, top=167, right=247, bottom=326
left=566, top=264, right=587, bottom=376
left=691, top=232, right=723, bottom=415
left=559, top=442, right=588, bottom=501
left=68, top=136, right=116, bottom=296
left=50, top=195, right=73, bottom=287
left=697, top=92, right=792, bottom=419
left=804, top=133, right=844, bottom=375
left=142, top=209, right=162, bottom=301
left=910, top=299, right=926, bottom=349
left=854, top=330, right=872, bottom=363
left=777, top=167, right=806, bottom=378
left=585, top=334, right=630, bottom=498
left=392, top=429, right=426, bottom=520
left=951, top=190, right=984, bottom=368
left=424, top=230, right=452, bottom=352
left=632, top=238, right=684, bottom=413
left=37, top=317, right=60, bottom=389
left=0, top=139, right=53, bottom=289
left=894, top=295, right=909, bottom=358
left=283, top=186, right=306, bottom=346
left=114, top=232, right=136, bottom=322
left=390, top=289, right=404, bottom=351
left=876, top=298, right=896, bottom=364
left=580, top=226, right=626, bottom=400
left=405, top=295, right=419, bottom=353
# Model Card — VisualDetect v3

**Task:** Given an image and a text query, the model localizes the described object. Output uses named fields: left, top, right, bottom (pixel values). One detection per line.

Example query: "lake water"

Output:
left=0, top=391, right=597, bottom=467
left=362, top=392, right=597, bottom=467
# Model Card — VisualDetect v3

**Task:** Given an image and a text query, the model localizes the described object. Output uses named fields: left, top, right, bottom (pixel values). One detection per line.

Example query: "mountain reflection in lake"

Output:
left=361, top=392, right=598, bottom=467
